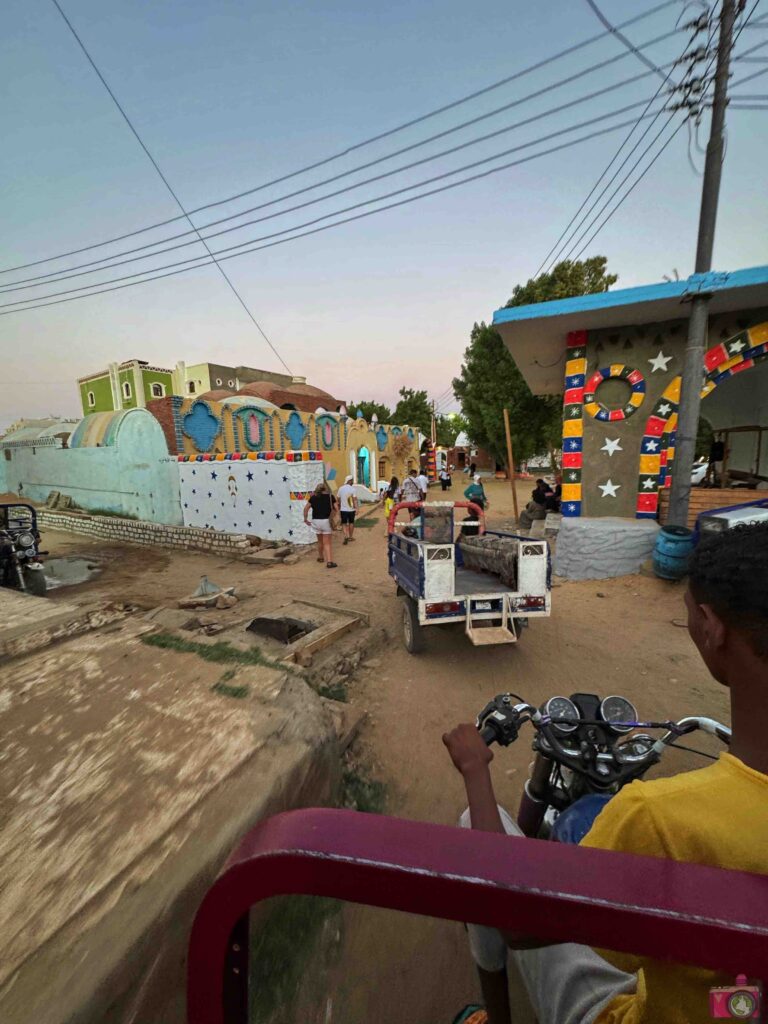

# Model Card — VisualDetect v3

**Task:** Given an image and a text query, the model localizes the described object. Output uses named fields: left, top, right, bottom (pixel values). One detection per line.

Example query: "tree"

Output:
left=454, top=258, right=617, bottom=467
left=346, top=399, right=392, bottom=423
left=435, top=412, right=467, bottom=447
left=393, top=387, right=433, bottom=436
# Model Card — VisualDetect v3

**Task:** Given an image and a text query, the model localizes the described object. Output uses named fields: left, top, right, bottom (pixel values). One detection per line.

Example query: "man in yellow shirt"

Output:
left=444, top=522, right=768, bottom=1024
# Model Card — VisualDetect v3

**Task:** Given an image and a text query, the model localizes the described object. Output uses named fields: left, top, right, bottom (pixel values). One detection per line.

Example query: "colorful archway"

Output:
left=635, top=321, right=768, bottom=518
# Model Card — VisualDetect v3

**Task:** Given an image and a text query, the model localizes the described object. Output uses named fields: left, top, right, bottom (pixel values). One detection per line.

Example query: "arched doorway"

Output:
left=357, top=446, right=371, bottom=488
left=635, top=322, right=768, bottom=517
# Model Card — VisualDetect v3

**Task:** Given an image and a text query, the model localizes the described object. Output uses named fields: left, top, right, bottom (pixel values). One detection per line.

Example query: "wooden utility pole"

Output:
left=668, top=0, right=737, bottom=525
left=503, top=408, right=519, bottom=521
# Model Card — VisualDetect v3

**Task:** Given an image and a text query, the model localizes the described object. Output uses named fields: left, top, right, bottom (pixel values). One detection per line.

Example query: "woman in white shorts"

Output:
left=304, top=482, right=338, bottom=568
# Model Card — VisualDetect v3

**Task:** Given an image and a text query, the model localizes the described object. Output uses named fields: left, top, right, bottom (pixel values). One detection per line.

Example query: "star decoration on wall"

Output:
left=246, top=471, right=254, bottom=481
left=644, top=439, right=660, bottom=452
left=567, top=503, right=577, bottom=513
left=728, top=338, right=746, bottom=354
left=648, top=350, right=672, bottom=373
left=570, top=347, right=585, bottom=358
left=247, top=498, right=253, bottom=506
left=211, top=470, right=218, bottom=479
left=601, top=437, right=623, bottom=457
left=657, top=402, right=672, bottom=416
left=598, top=479, right=621, bottom=498
left=642, top=477, right=656, bottom=490
left=567, top=440, right=580, bottom=450
left=567, top=471, right=579, bottom=481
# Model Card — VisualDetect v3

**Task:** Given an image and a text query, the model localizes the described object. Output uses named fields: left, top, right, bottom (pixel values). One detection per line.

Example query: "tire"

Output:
left=400, top=596, right=425, bottom=654
left=23, top=566, right=48, bottom=597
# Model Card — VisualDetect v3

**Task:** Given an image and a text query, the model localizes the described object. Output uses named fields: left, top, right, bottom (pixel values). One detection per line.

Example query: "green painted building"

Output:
left=78, top=360, right=174, bottom=415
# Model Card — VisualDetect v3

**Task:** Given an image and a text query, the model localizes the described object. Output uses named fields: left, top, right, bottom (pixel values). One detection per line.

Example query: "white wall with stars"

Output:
left=179, top=458, right=323, bottom=544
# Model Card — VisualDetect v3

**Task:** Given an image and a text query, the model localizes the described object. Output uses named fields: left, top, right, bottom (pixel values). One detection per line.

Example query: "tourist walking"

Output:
left=464, top=473, right=489, bottom=511
left=304, top=482, right=338, bottom=568
left=439, top=467, right=451, bottom=491
left=401, top=469, right=423, bottom=519
left=338, top=474, right=358, bottom=545
left=383, top=476, right=400, bottom=534
left=417, top=468, right=430, bottom=500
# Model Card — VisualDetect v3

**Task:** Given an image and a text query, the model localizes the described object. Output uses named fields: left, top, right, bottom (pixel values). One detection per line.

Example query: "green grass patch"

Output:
left=249, top=896, right=340, bottom=1024
left=342, top=764, right=387, bottom=814
left=212, top=680, right=250, bottom=699
left=142, top=631, right=279, bottom=668
left=88, top=507, right=140, bottom=520
left=315, top=681, right=348, bottom=702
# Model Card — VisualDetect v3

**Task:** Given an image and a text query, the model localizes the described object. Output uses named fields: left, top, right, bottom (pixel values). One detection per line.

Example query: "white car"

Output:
left=691, top=461, right=708, bottom=486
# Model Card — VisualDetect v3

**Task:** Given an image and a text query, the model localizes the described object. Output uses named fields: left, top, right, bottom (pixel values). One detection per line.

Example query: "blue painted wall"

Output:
left=0, top=410, right=182, bottom=524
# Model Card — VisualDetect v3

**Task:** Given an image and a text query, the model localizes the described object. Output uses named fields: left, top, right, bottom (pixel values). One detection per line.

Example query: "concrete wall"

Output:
left=0, top=410, right=182, bottom=524
left=577, top=307, right=768, bottom=518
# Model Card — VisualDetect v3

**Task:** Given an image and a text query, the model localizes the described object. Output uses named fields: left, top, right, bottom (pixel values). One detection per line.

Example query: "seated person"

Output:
left=443, top=522, right=768, bottom=1024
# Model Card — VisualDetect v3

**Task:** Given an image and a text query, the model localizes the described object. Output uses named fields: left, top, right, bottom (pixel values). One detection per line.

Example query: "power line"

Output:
left=48, top=0, right=291, bottom=372
left=1, top=0, right=683, bottom=277
left=572, top=121, right=685, bottom=261
left=535, top=14, right=712, bottom=275
left=2, top=58, right=685, bottom=294
left=583, top=0, right=672, bottom=81
left=0, top=104, right=672, bottom=310
left=0, top=110, right=680, bottom=317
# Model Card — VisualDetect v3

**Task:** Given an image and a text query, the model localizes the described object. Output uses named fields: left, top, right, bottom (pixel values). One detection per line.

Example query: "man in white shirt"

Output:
left=416, top=469, right=430, bottom=500
left=337, top=475, right=359, bottom=545
left=401, top=469, right=423, bottom=520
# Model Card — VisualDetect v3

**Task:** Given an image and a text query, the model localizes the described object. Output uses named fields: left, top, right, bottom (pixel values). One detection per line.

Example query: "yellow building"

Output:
left=148, top=394, right=420, bottom=491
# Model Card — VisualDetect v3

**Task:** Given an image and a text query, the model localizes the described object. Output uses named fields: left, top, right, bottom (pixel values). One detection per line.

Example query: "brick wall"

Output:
left=659, top=488, right=767, bottom=529
left=38, top=508, right=253, bottom=555
left=146, top=396, right=179, bottom=454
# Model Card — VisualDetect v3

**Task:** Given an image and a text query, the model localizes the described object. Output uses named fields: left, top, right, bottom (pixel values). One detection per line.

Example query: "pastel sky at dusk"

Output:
left=1, top=0, right=766, bottom=430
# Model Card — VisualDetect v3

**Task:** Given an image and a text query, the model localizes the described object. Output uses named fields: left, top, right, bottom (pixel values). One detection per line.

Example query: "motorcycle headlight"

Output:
left=16, top=531, right=35, bottom=548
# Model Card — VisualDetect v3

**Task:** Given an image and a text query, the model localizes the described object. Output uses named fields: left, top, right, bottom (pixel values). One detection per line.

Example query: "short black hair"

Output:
left=688, top=521, right=768, bottom=659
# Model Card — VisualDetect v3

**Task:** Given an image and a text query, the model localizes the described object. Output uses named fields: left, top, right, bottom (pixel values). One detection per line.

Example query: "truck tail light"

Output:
left=522, top=596, right=546, bottom=609
left=426, top=601, right=463, bottom=614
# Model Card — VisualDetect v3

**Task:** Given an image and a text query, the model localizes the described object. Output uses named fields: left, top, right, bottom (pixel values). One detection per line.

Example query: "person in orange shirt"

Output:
left=444, top=522, right=768, bottom=1024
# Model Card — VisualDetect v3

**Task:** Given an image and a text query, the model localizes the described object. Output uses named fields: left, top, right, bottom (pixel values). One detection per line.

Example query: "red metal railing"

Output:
left=387, top=500, right=486, bottom=534
left=187, top=808, right=768, bottom=1024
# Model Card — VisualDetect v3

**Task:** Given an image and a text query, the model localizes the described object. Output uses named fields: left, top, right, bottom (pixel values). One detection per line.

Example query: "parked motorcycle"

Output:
left=0, top=503, right=48, bottom=597
left=476, top=690, right=731, bottom=840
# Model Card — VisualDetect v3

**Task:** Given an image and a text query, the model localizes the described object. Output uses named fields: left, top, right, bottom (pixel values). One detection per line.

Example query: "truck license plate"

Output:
left=476, top=601, right=492, bottom=610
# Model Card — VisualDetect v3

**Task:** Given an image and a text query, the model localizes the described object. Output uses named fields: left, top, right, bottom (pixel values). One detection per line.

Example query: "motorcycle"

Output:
left=464, top=691, right=732, bottom=1024
left=476, top=690, right=731, bottom=840
left=0, top=503, right=48, bottom=597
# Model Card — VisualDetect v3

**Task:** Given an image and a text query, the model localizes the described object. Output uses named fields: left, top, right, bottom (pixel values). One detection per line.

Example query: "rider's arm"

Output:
left=443, top=724, right=554, bottom=951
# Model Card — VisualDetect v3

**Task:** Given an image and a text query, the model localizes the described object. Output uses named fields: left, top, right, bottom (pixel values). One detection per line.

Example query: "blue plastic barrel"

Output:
left=653, top=525, right=694, bottom=580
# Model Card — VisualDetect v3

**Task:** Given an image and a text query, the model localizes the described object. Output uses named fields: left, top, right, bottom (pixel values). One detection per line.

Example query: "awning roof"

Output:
left=492, top=264, right=768, bottom=395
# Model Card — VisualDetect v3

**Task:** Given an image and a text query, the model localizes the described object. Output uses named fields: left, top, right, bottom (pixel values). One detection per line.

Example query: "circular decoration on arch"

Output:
left=583, top=364, right=646, bottom=422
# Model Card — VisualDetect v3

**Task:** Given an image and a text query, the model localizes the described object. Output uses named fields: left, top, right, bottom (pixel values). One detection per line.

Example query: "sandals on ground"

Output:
left=326, top=561, right=338, bottom=568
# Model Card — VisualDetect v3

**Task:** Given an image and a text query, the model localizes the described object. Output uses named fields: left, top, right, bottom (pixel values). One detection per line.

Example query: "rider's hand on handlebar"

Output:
left=443, top=723, right=494, bottom=776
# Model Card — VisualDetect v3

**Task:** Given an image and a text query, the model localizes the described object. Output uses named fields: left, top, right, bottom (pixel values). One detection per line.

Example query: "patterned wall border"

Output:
left=583, top=365, right=646, bottom=421
left=634, top=320, right=768, bottom=518
left=177, top=451, right=323, bottom=463
left=561, top=330, right=587, bottom=518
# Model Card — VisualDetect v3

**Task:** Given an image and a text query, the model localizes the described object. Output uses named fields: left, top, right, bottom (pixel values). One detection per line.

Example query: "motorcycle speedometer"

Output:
left=16, top=531, right=35, bottom=548
left=600, top=695, right=637, bottom=734
left=544, top=696, right=579, bottom=733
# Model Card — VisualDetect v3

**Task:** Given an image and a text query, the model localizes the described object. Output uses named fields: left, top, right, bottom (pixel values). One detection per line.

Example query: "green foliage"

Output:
left=341, top=765, right=387, bottom=814
left=435, top=412, right=466, bottom=447
left=347, top=399, right=392, bottom=423
left=505, top=256, right=617, bottom=309
left=455, top=258, right=617, bottom=465
left=393, top=387, right=433, bottom=436
left=316, top=681, right=348, bottom=701
left=142, top=632, right=278, bottom=668
left=88, top=508, right=140, bottom=520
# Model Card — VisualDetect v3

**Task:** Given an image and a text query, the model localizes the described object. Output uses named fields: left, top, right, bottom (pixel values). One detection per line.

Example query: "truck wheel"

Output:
left=23, top=567, right=48, bottom=597
left=401, top=596, right=425, bottom=654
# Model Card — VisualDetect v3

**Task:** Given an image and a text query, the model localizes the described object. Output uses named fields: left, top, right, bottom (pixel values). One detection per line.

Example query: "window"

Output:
left=188, top=381, right=196, bottom=394
left=215, top=378, right=223, bottom=386
left=150, top=382, right=165, bottom=398
left=122, top=381, right=132, bottom=400
left=227, top=379, right=235, bottom=387
left=87, top=391, right=95, bottom=408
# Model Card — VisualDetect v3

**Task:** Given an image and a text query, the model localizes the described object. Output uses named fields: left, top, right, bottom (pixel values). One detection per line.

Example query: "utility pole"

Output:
left=668, top=0, right=737, bottom=526
left=503, top=408, right=520, bottom=522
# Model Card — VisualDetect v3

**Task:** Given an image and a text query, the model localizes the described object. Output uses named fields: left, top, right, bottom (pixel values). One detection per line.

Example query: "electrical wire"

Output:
left=0, top=37, right=684, bottom=292
left=583, top=0, right=672, bottom=81
left=0, top=1, right=684, bottom=278
left=0, top=65, right=684, bottom=294
left=0, top=111, right=677, bottom=317
left=0, top=103, right=671, bottom=305
left=49, top=0, right=291, bottom=373
left=535, top=14, right=713, bottom=276
left=571, top=119, right=685, bottom=260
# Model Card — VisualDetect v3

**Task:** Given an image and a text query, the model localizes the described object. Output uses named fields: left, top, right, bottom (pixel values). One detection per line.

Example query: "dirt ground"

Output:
left=30, top=480, right=730, bottom=1023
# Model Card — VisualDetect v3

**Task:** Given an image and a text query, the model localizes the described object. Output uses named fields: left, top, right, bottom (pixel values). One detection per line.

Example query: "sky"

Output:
left=1, top=0, right=766, bottom=430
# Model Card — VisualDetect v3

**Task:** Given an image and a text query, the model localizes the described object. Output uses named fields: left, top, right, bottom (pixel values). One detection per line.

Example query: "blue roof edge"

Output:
left=492, top=264, right=768, bottom=326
